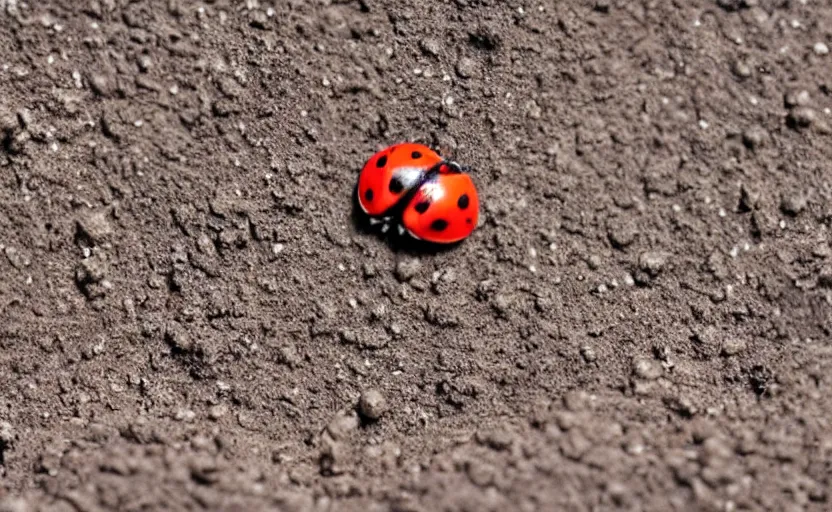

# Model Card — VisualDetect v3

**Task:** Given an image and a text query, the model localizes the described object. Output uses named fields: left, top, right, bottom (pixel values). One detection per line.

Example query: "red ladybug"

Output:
left=356, top=143, right=479, bottom=244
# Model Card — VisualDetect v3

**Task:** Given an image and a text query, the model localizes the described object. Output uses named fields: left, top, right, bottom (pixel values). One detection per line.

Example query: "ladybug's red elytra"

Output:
left=356, top=143, right=479, bottom=244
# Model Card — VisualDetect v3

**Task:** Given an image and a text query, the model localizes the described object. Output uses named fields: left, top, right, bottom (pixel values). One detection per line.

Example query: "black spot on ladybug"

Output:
left=411, top=151, right=422, bottom=159
left=415, top=201, right=430, bottom=214
left=364, top=189, right=374, bottom=202
left=430, top=219, right=449, bottom=232
left=457, top=194, right=470, bottom=210
left=389, top=177, right=404, bottom=194
left=376, top=155, right=388, bottom=168
left=466, top=218, right=472, bottom=224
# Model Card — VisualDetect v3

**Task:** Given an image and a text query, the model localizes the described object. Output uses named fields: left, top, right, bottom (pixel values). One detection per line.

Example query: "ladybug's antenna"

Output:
left=443, top=161, right=466, bottom=174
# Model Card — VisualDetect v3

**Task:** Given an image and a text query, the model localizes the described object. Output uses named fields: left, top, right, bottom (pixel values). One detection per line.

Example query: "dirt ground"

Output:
left=0, top=0, right=831, bottom=510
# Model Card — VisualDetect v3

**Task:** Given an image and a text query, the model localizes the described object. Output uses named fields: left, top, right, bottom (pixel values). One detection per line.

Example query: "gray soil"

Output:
left=1, top=0, right=831, bottom=511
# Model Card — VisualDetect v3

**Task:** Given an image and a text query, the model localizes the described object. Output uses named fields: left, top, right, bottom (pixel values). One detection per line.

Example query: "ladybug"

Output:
left=356, top=142, right=479, bottom=244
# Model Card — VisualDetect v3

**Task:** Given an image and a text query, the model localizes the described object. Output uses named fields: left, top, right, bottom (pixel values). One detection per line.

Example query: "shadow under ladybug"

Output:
left=349, top=184, right=466, bottom=256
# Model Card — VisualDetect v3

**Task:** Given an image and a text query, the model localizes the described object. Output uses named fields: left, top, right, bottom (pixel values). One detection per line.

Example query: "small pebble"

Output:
left=395, top=257, right=421, bottom=282
left=721, top=339, right=747, bottom=356
left=813, top=42, right=829, bottom=55
left=209, top=404, right=228, bottom=420
left=455, top=57, right=476, bottom=79
left=780, top=192, right=807, bottom=215
left=732, top=59, right=752, bottom=78
left=419, top=38, right=441, bottom=57
left=638, top=251, right=669, bottom=277
left=788, top=106, right=816, bottom=128
left=362, top=262, right=377, bottom=278
left=608, top=221, right=637, bottom=248
left=742, top=125, right=768, bottom=150
left=633, top=358, right=663, bottom=380
left=358, top=389, right=387, bottom=421
left=784, top=89, right=811, bottom=108
left=580, top=345, right=597, bottom=363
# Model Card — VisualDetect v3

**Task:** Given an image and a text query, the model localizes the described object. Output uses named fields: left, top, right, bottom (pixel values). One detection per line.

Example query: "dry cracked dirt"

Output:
left=1, top=0, right=831, bottom=511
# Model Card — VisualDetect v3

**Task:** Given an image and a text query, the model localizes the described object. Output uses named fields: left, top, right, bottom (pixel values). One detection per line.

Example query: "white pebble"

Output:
left=624, top=274, right=635, bottom=286
left=814, top=42, right=830, bottom=55
left=597, top=284, right=608, bottom=294
left=718, top=208, right=726, bottom=217
left=672, top=204, right=681, bottom=212
left=47, top=55, right=54, bottom=64
left=169, top=85, right=179, bottom=95
left=272, top=243, right=284, bottom=254
left=267, top=7, right=275, bottom=17
left=444, top=96, right=454, bottom=106
left=413, top=68, right=423, bottom=75
left=698, top=119, right=709, bottom=129
left=779, top=220, right=786, bottom=229
left=729, top=246, right=739, bottom=258
left=134, top=119, right=143, bottom=127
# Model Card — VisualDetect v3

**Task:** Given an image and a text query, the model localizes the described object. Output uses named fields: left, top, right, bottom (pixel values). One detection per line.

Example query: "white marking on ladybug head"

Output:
left=419, top=181, right=445, bottom=202
left=392, top=167, right=426, bottom=190
left=397, top=224, right=405, bottom=236
left=380, top=223, right=390, bottom=234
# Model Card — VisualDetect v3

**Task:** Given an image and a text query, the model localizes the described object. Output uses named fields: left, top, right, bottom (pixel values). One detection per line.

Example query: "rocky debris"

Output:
left=780, top=192, right=807, bottom=216
left=75, top=209, right=113, bottom=246
left=394, top=257, right=421, bottom=282
left=358, top=389, right=387, bottom=421
left=75, top=256, right=111, bottom=300
left=632, top=358, right=663, bottom=380
left=741, top=125, right=769, bottom=150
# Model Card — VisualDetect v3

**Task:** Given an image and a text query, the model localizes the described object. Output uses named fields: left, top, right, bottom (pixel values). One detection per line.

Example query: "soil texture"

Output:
left=1, top=0, right=832, bottom=511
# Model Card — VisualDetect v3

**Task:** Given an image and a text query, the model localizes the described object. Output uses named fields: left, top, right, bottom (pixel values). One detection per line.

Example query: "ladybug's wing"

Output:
left=357, top=143, right=442, bottom=217
left=401, top=173, right=479, bottom=244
